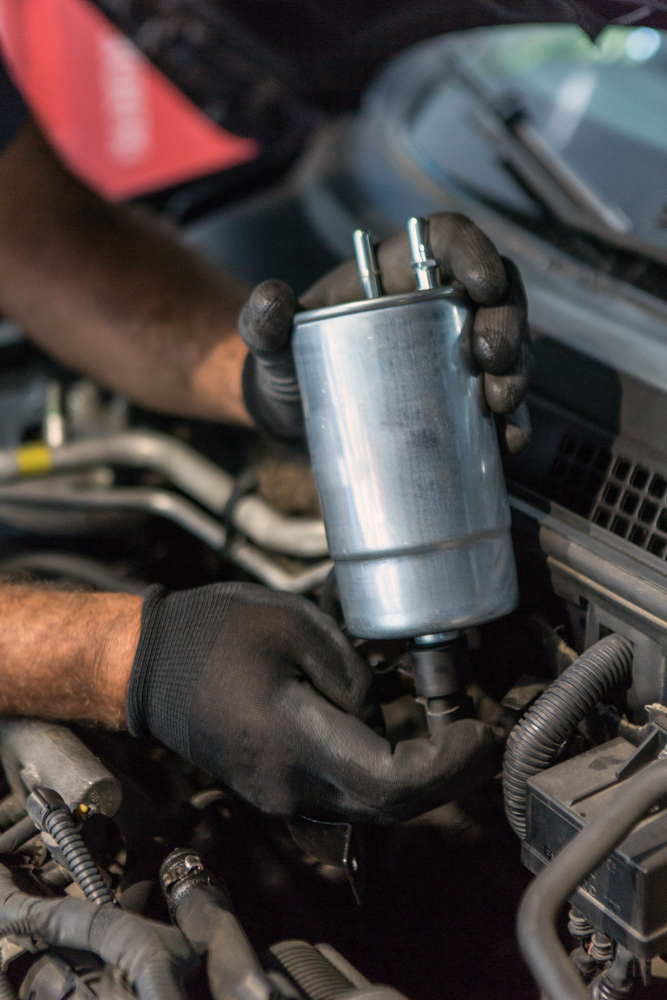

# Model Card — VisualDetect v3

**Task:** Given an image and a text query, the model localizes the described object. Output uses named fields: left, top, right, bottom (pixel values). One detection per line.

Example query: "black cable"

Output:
left=27, top=789, right=115, bottom=906
left=42, top=809, right=115, bottom=906
left=0, top=816, right=36, bottom=855
left=503, top=634, right=633, bottom=839
left=517, top=756, right=667, bottom=1000
left=0, top=862, right=193, bottom=1000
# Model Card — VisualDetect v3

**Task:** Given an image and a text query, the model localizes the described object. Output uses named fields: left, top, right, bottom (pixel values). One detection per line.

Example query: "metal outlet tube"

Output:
left=292, top=256, right=517, bottom=638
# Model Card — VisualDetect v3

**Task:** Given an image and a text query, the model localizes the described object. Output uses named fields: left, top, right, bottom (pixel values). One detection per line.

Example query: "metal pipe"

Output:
left=232, top=495, right=327, bottom=559
left=0, top=482, right=331, bottom=594
left=517, top=757, right=667, bottom=1000
left=0, top=481, right=228, bottom=551
left=226, top=538, right=333, bottom=594
left=0, top=431, right=328, bottom=558
left=407, top=216, right=441, bottom=290
left=353, top=229, right=383, bottom=299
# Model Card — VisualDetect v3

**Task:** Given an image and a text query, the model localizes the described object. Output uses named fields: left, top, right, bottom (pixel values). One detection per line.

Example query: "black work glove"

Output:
left=128, top=583, right=502, bottom=823
left=240, top=212, right=533, bottom=452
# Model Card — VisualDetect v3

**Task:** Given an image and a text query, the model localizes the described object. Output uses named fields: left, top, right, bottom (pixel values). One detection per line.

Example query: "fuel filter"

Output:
left=292, top=218, right=518, bottom=640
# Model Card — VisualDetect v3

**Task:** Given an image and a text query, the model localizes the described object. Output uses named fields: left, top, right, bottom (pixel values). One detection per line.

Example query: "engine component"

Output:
left=522, top=733, right=667, bottom=961
left=291, top=217, right=517, bottom=639
left=410, top=632, right=465, bottom=732
left=160, top=848, right=272, bottom=1000
left=0, top=720, right=122, bottom=817
left=269, top=941, right=409, bottom=1000
left=592, top=945, right=636, bottom=999
left=18, top=952, right=125, bottom=1000
left=0, top=816, right=37, bottom=853
left=517, top=751, right=667, bottom=1000
left=0, top=861, right=194, bottom=1000
left=27, top=787, right=115, bottom=906
left=503, top=633, right=634, bottom=839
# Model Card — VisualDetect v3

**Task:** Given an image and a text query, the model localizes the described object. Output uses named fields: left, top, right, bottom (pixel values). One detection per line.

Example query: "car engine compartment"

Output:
left=1, top=21, right=667, bottom=1000
left=0, top=328, right=666, bottom=1000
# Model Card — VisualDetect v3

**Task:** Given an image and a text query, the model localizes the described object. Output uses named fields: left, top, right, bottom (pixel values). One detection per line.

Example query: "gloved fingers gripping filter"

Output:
left=240, top=212, right=533, bottom=448
left=127, top=583, right=503, bottom=823
left=130, top=215, right=525, bottom=823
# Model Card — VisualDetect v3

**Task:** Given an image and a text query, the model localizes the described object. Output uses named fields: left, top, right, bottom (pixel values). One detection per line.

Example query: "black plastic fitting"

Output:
left=410, top=633, right=464, bottom=733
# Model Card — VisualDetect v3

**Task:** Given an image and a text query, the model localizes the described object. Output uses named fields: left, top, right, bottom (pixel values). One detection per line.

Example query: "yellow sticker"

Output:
left=17, top=443, right=52, bottom=476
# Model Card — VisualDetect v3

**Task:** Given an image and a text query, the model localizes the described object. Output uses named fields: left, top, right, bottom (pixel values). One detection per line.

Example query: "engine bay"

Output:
left=1, top=21, right=667, bottom=1000
left=0, top=319, right=666, bottom=999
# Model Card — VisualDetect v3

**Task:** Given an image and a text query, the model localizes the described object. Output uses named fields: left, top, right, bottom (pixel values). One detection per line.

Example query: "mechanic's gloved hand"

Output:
left=239, top=212, right=533, bottom=452
left=128, top=583, right=502, bottom=823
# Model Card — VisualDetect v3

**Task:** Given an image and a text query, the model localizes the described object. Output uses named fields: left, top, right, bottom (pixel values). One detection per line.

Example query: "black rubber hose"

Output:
left=517, top=756, right=667, bottom=1000
left=41, top=807, right=115, bottom=906
left=0, top=816, right=36, bottom=854
left=161, top=853, right=270, bottom=1000
left=503, top=634, right=633, bottom=840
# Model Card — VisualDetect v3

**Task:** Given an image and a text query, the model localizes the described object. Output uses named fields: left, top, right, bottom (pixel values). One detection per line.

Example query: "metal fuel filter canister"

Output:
left=291, top=219, right=518, bottom=640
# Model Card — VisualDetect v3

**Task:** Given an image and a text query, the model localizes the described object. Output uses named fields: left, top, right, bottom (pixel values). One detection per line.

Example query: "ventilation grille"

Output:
left=544, top=434, right=611, bottom=519
left=546, top=433, right=667, bottom=560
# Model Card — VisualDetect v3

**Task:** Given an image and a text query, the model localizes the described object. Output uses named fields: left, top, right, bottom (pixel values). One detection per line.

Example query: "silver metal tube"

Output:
left=0, top=481, right=228, bottom=550
left=0, top=720, right=122, bottom=816
left=43, top=381, right=65, bottom=448
left=225, top=538, right=333, bottom=594
left=292, top=285, right=518, bottom=639
left=353, top=229, right=382, bottom=299
left=0, top=481, right=328, bottom=594
left=0, top=431, right=328, bottom=558
left=232, top=495, right=327, bottom=558
left=407, top=216, right=441, bottom=290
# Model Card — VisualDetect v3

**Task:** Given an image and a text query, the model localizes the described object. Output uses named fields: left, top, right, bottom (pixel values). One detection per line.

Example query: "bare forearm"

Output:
left=0, top=586, right=140, bottom=727
left=0, top=120, right=251, bottom=424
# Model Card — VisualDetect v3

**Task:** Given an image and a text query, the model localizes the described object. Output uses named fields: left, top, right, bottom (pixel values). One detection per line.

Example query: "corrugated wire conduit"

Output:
left=502, top=634, right=634, bottom=840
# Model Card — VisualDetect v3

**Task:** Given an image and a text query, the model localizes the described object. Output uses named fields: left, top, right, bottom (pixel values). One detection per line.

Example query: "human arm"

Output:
left=0, top=582, right=501, bottom=822
left=0, top=584, right=140, bottom=727
left=0, top=121, right=530, bottom=440
left=0, top=119, right=252, bottom=425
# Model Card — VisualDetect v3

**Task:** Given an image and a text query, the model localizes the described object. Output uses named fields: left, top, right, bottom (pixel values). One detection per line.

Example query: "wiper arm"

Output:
left=451, top=51, right=633, bottom=235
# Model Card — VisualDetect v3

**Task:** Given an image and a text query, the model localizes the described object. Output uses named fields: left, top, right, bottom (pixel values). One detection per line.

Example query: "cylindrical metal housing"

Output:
left=292, top=287, right=518, bottom=638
